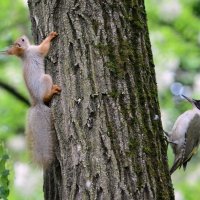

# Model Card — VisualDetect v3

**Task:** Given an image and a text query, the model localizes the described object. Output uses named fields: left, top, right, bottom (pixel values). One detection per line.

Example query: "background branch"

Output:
left=0, top=80, right=30, bottom=106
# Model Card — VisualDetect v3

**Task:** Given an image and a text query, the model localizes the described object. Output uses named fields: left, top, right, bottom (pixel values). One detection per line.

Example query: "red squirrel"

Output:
left=7, top=32, right=61, bottom=168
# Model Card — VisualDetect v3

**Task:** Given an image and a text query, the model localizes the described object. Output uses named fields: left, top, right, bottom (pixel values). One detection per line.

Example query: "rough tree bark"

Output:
left=28, top=0, right=174, bottom=199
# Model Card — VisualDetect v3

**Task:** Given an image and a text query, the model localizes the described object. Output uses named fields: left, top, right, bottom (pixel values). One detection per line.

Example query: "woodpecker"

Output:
left=169, top=94, right=200, bottom=174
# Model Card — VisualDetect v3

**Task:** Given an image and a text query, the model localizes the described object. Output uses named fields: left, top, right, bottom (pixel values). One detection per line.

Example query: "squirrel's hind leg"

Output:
left=43, top=84, right=61, bottom=103
left=41, top=74, right=61, bottom=103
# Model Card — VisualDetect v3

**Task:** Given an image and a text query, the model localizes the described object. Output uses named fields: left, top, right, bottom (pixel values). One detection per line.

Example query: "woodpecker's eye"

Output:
left=21, top=38, right=25, bottom=42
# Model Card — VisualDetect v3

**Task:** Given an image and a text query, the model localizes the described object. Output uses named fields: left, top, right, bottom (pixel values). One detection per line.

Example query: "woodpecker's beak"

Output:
left=181, top=95, right=195, bottom=104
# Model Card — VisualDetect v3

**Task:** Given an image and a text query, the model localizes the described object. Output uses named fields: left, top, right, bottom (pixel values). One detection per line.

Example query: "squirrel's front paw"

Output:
left=49, top=32, right=58, bottom=39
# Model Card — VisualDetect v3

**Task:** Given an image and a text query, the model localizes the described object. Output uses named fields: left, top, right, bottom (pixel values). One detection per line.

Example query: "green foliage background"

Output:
left=0, top=0, right=200, bottom=199
left=0, top=0, right=43, bottom=200
left=0, top=143, right=9, bottom=200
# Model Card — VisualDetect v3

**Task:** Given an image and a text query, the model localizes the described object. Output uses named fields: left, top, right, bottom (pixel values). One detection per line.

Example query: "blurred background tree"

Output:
left=0, top=0, right=200, bottom=199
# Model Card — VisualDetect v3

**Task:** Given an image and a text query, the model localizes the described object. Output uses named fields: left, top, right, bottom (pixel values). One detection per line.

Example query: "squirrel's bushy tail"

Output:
left=26, top=104, right=54, bottom=168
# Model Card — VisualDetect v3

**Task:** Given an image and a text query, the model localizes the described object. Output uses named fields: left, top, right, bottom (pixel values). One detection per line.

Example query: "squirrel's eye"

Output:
left=21, top=38, right=25, bottom=42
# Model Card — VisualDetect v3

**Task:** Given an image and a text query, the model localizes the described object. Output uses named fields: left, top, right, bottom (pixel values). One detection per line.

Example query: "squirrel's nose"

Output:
left=6, top=48, right=12, bottom=55
left=6, top=45, right=15, bottom=55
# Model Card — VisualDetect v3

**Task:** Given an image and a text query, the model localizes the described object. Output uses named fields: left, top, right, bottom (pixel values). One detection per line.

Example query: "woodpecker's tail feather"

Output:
left=26, top=104, right=54, bottom=168
left=170, top=141, right=186, bottom=175
left=170, top=158, right=182, bottom=175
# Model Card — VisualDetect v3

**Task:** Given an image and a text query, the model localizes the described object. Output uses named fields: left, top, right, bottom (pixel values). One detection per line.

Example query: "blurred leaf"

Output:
left=0, top=143, right=9, bottom=200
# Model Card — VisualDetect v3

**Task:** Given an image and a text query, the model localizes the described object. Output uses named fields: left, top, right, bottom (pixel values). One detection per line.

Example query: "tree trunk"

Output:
left=28, top=0, right=174, bottom=199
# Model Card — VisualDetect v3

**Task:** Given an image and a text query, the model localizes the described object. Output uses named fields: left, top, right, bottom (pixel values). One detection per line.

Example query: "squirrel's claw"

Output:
left=49, top=32, right=58, bottom=39
left=52, top=84, right=61, bottom=94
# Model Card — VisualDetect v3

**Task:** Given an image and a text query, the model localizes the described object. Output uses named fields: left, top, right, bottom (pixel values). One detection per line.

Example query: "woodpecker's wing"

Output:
left=170, top=113, right=200, bottom=174
left=183, top=114, right=200, bottom=168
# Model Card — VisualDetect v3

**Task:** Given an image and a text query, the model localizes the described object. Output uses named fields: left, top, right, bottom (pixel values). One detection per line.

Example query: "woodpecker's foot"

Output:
left=163, top=130, right=170, bottom=146
left=163, top=131, right=177, bottom=147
